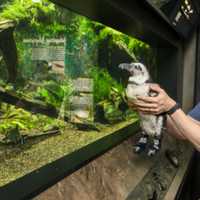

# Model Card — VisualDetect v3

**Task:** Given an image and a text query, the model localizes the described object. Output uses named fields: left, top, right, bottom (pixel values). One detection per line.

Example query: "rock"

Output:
left=0, top=20, right=15, bottom=33
left=165, top=149, right=179, bottom=168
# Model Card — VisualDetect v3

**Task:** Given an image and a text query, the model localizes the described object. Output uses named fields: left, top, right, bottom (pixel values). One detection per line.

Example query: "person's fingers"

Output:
left=137, top=96, right=158, bottom=103
left=139, top=110, right=159, bottom=115
left=138, top=107, right=155, bottom=112
left=127, top=99, right=143, bottom=106
left=137, top=105, right=162, bottom=113
left=127, top=102, right=136, bottom=107
left=134, top=102, right=158, bottom=109
left=140, top=111, right=157, bottom=115
left=140, top=111, right=149, bottom=115
left=148, top=83, right=160, bottom=87
left=127, top=100, right=135, bottom=105
left=149, top=84, right=162, bottom=93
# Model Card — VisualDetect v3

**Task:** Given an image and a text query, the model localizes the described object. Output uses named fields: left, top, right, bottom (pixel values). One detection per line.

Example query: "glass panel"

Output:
left=0, top=0, right=157, bottom=186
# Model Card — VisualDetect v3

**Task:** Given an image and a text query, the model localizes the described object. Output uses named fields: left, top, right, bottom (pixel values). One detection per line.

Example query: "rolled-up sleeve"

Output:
left=188, top=102, right=200, bottom=121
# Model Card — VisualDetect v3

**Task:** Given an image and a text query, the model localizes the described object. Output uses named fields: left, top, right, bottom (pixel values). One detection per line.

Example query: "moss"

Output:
left=0, top=118, right=138, bottom=187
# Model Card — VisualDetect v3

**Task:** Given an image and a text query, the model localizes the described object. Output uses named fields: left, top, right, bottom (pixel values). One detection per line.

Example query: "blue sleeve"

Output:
left=188, top=102, right=200, bottom=121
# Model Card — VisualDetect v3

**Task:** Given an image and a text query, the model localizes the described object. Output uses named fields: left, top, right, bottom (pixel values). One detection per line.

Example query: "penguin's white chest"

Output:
left=126, top=84, right=149, bottom=100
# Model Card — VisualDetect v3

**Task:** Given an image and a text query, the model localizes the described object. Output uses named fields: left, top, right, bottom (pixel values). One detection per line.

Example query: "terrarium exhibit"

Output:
left=0, top=0, right=158, bottom=188
left=1, top=0, right=199, bottom=200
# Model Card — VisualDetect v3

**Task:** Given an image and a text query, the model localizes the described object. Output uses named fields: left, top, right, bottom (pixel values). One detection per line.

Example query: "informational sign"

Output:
left=70, top=78, right=94, bottom=124
left=31, top=46, right=65, bottom=61
left=23, top=38, right=66, bottom=61
left=72, top=78, right=93, bottom=92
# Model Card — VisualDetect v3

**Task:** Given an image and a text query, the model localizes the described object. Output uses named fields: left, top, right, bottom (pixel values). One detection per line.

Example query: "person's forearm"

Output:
left=166, top=116, right=186, bottom=140
left=169, top=109, right=200, bottom=151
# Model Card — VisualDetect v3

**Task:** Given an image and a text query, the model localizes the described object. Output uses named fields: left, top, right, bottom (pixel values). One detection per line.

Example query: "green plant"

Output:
left=35, top=80, right=73, bottom=108
left=0, top=105, right=32, bottom=132
left=0, top=0, right=55, bottom=24
left=89, top=67, right=124, bottom=104
left=2, top=125, right=24, bottom=144
left=98, top=87, right=125, bottom=123
left=96, top=25, right=156, bottom=75
left=89, top=67, right=128, bottom=123
left=65, top=15, right=98, bottom=78
left=0, top=0, right=68, bottom=37
left=0, top=103, right=66, bottom=143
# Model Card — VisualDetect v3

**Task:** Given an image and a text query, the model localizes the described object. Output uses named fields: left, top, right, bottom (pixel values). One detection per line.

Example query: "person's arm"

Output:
left=167, top=103, right=200, bottom=140
left=189, top=116, right=200, bottom=126
left=169, top=109, right=200, bottom=151
left=166, top=115, right=200, bottom=140
left=166, top=116, right=186, bottom=140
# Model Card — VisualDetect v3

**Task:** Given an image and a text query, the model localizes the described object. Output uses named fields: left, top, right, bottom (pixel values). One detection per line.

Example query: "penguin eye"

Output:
left=138, top=65, right=142, bottom=71
left=135, top=65, right=142, bottom=71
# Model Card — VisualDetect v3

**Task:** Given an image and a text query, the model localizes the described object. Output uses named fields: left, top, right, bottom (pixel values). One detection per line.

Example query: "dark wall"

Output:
left=194, top=27, right=200, bottom=104
left=98, top=39, right=133, bottom=85
left=157, top=47, right=181, bottom=101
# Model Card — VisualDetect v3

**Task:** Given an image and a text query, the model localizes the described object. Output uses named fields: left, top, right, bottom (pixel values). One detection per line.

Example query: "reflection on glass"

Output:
left=0, top=0, right=157, bottom=186
left=148, top=0, right=177, bottom=13
left=148, top=0, right=199, bottom=34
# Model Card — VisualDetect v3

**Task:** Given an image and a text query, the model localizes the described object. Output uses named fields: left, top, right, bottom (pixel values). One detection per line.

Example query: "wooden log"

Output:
left=0, top=87, right=59, bottom=118
left=1, top=127, right=60, bottom=145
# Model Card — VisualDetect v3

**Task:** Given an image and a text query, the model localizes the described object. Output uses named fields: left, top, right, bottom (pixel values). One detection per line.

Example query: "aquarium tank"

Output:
left=0, top=0, right=157, bottom=186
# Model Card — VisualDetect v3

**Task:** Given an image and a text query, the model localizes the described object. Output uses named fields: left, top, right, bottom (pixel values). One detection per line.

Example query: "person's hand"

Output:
left=127, top=99, right=138, bottom=111
left=131, top=84, right=176, bottom=115
left=127, top=98, right=147, bottom=111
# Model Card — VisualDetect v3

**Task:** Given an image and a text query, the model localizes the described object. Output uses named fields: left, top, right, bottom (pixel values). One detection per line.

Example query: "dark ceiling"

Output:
left=49, top=0, right=200, bottom=47
left=50, top=0, right=181, bottom=47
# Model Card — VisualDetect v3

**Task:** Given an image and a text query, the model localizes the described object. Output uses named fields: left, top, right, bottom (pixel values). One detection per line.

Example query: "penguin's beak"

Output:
left=118, top=63, right=125, bottom=70
left=119, top=63, right=134, bottom=76
left=118, top=63, right=130, bottom=71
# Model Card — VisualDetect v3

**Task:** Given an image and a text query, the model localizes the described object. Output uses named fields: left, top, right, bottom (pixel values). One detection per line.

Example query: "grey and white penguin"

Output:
left=119, top=62, right=165, bottom=156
